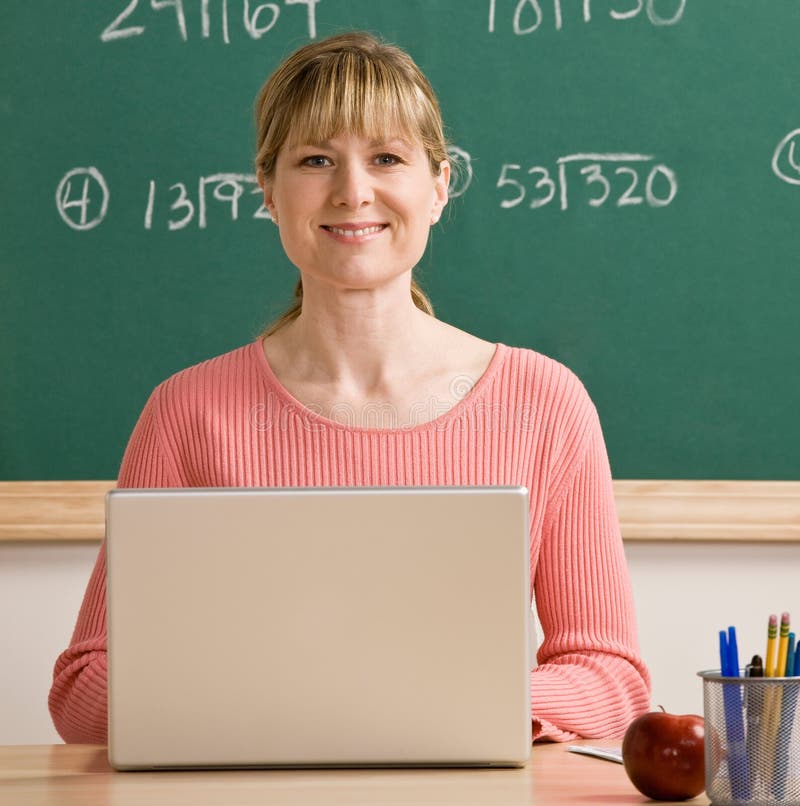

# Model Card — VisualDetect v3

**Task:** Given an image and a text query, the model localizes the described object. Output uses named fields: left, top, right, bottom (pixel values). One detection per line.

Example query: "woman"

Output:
left=49, top=31, right=650, bottom=744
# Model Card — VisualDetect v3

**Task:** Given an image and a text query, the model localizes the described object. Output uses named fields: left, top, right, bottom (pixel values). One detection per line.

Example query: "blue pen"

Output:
left=719, top=630, right=729, bottom=673
left=785, top=632, right=795, bottom=677
left=720, top=626, right=750, bottom=800
left=795, top=639, right=800, bottom=676
left=728, top=625, right=740, bottom=676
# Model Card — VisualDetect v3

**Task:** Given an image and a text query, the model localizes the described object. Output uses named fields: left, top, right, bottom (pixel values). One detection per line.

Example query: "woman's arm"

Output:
left=530, top=406, right=651, bottom=742
left=48, top=389, right=179, bottom=743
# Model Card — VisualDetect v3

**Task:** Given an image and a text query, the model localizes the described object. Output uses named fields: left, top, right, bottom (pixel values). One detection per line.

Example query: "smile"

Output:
left=322, top=224, right=387, bottom=238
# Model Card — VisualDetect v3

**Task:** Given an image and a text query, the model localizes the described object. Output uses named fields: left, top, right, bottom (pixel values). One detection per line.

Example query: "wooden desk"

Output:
left=0, top=742, right=709, bottom=805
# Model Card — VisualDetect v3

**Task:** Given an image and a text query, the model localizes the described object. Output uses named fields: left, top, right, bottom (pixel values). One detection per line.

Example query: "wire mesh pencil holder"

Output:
left=699, top=671, right=800, bottom=806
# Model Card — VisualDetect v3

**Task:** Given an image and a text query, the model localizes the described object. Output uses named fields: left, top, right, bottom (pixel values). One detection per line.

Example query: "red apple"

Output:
left=621, top=709, right=705, bottom=801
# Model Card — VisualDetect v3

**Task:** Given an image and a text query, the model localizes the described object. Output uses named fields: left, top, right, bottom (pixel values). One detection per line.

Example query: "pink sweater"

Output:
left=49, top=339, right=650, bottom=744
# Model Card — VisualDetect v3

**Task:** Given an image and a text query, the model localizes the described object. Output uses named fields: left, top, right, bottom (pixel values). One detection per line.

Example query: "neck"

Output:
left=268, top=276, right=437, bottom=395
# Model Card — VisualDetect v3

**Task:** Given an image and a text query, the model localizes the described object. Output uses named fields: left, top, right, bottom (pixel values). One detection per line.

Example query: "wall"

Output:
left=1, top=543, right=98, bottom=744
left=3, top=539, right=798, bottom=745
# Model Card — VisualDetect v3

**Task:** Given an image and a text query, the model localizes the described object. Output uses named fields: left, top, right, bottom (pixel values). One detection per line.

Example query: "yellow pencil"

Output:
left=775, top=612, right=791, bottom=677
left=762, top=614, right=780, bottom=766
left=766, top=614, right=778, bottom=677
left=763, top=613, right=790, bottom=785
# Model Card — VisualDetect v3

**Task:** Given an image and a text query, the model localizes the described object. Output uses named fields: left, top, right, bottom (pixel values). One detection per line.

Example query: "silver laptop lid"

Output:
left=106, top=486, right=532, bottom=769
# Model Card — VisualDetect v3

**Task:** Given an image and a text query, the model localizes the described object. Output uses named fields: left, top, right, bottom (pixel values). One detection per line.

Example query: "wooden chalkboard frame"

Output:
left=1, top=481, right=798, bottom=543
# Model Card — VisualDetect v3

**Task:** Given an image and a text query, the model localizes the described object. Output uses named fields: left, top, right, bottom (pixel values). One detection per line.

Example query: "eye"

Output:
left=301, top=155, right=332, bottom=168
left=374, top=153, right=403, bottom=167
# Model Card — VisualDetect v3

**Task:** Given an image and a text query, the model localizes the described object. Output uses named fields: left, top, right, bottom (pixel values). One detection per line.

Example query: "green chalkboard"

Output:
left=2, top=1, right=799, bottom=480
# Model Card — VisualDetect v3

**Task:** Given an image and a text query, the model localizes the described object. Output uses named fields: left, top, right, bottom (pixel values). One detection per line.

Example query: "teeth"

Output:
left=328, top=225, right=384, bottom=237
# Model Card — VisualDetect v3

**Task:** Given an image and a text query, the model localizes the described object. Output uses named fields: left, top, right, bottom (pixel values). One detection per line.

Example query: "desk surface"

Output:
left=0, top=741, right=709, bottom=805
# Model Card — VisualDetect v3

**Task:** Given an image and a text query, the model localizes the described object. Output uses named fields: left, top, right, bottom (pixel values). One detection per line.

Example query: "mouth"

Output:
left=321, top=224, right=388, bottom=238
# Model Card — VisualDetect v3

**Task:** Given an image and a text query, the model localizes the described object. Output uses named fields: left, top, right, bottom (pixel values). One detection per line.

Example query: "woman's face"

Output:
left=260, top=132, right=449, bottom=295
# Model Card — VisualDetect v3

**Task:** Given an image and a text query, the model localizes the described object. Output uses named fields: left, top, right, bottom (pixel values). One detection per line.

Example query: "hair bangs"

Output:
left=284, top=51, right=429, bottom=151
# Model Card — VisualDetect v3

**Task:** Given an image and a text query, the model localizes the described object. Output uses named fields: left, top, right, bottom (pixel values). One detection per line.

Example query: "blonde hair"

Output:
left=255, top=32, right=447, bottom=336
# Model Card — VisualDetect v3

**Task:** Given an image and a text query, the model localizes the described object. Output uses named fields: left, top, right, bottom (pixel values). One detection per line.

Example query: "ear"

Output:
left=431, top=160, right=450, bottom=224
left=257, top=167, right=278, bottom=224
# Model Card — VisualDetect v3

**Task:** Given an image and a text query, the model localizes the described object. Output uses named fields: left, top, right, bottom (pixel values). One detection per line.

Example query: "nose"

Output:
left=331, top=160, right=374, bottom=209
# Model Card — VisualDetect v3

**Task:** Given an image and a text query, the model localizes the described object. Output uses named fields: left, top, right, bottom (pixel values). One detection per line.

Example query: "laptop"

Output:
left=106, top=486, right=532, bottom=770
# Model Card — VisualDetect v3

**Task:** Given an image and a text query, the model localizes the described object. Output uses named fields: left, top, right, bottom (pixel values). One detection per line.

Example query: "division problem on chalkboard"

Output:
left=487, top=0, right=686, bottom=34
left=101, top=0, right=320, bottom=44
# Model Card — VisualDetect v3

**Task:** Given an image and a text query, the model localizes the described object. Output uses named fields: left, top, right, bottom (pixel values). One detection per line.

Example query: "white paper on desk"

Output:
left=567, top=745, right=624, bottom=764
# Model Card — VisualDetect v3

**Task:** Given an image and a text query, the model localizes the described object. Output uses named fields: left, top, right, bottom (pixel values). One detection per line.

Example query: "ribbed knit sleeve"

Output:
left=48, top=387, right=180, bottom=743
left=529, top=400, right=650, bottom=741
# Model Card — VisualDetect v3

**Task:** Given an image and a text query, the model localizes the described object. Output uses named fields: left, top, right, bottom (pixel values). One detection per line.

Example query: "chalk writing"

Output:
left=488, top=0, right=686, bottom=33
left=144, top=173, right=268, bottom=230
left=446, top=146, right=474, bottom=199
left=55, top=167, right=110, bottom=231
left=497, top=153, right=677, bottom=210
left=771, top=129, right=800, bottom=187
left=101, top=0, right=319, bottom=44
